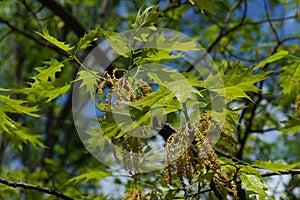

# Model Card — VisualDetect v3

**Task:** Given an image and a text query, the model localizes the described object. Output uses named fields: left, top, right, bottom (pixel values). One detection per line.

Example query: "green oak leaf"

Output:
left=35, top=28, right=74, bottom=52
left=190, top=0, right=219, bottom=15
left=254, top=159, right=299, bottom=174
left=240, top=174, right=272, bottom=200
left=78, top=26, right=101, bottom=49
left=67, top=169, right=112, bottom=184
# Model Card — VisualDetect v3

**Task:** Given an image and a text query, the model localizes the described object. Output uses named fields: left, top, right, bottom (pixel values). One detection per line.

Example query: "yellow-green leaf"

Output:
left=254, top=160, right=300, bottom=174
left=78, top=26, right=101, bottom=49
left=35, top=28, right=74, bottom=52
left=254, top=50, right=289, bottom=69
left=191, top=0, right=219, bottom=14
left=76, top=70, right=100, bottom=99
left=67, top=169, right=112, bottom=184
left=240, top=174, right=272, bottom=200
left=0, top=95, right=39, bottom=117
left=280, top=116, right=300, bottom=136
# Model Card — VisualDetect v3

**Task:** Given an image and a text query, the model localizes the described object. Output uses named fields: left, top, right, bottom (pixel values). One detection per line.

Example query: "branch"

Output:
left=261, top=169, right=300, bottom=178
left=244, top=15, right=295, bottom=25
left=215, top=149, right=252, bottom=167
left=20, top=0, right=43, bottom=28
left=0, top=178, right=73, bottom=200
left=37, top=0, right=85, bottom=37
left=264, top=0, right=280, bottom=43
left=206, top=0, right=247, bottom=53
left=161, top=0, right=190, bottom=13
left=0, top=16, right=68, bottom=56
left=216, top=150, right=300, bottom=179
left=249, top=127, right=277, bottom=133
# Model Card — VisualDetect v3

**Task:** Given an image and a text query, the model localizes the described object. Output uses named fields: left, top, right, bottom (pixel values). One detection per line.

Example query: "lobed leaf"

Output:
left=280, top=116, right=300, bottom=135
left=78, top=26, right=101, bottom=49
left=0, top=95, right=39, bottom=117
left=254, top=159, right=299, bottom=174
left=190, top=0, right=219, bottom=14
left=208, top=64, right=272, bottom=102
left=67, top=169, right=112, bottom=184
left=279, top=63, right=300, bottom=101
left=240, top=174, right=272, bottom=200
left=34, top=58, right=64, bottom=82
left=76, top=70, right=100, bottom=99
left=35, top=28, right=74, bottom=52
left=130, top=5, right=164, bottom=28
left=0, top=111, right=44, bottom=150
left=254, top=50, right=288, bottom=69
left=26, top=59, right=70, bottom=102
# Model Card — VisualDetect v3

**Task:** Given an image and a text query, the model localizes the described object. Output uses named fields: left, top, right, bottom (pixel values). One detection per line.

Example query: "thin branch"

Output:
left=0, top=29, right=13, bottom=42
left=244, top=15, right=295, bottom=26
left=249, top=127, right=277, bottom=133
left=261, top=169, right=300, bottom=177
left=215, top=149, right=252, bottom=167
left=236, top=100, right=250, bottom=145
left=207, top=0, right=247, bottom=53
left=221, top=45, right=256, bottom=63
left=0, top=178, right=73, bottom=200
left=0, top=17, right=68, bottom=56
left=272, top=36, right=300, bottom=53
left=264, top=0, right=280, bottom=43
left=224, top=0, right=243, bottom=25
left=37, top=0, right=85, bottom=37
left=19, top=0, right=43, bottom=28
left=237, top=92, right=263, bottom=159
left=161, top=0, right=189, bottom=13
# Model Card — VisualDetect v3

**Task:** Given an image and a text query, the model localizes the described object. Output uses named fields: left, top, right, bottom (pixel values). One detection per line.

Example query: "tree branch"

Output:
left=264, top=0, right=280, bottom=43
left=37, top=0, right=85, bottom=37
left=0, top=178, right=73, bottom=200
left=261, top=169, right=300, bottom=178
left=0, top=16, right=68, bottom=56
left=215, top=149, right=252, bottom=167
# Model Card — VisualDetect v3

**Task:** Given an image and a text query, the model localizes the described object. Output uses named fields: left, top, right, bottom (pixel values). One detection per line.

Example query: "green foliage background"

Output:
left=0, top=0, right=300, bottom=199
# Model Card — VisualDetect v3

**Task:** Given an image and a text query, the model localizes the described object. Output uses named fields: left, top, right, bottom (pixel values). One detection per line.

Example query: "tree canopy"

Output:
left=0, top=0, right=300, bottom=199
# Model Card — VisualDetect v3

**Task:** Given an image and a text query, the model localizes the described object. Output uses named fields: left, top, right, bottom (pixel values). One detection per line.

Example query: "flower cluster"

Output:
left=97, top=68, right=152, bottom=174
left=164, top=112, right=238, bottom=196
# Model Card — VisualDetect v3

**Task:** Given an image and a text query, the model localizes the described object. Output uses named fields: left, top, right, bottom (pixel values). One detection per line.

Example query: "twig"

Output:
left=244, top=15, right=295, bottom=26
left=264, top=0, right=280, bottom=43
left=20, top=0, right=43, bottom=28
left=215, top=149, right=252, bottom=167
left=0, top=178, right=74, bottom=200
left=249, top=127, right=277, bottom=133
left=161, top=0, right=189, bottom=13
left=37, top=0, right=85, bottom=37
left=224, top=0, right=243, bottom=25
left=261, top=169, right=300, bottom=177
left=0, top=17, right=68, bottom=56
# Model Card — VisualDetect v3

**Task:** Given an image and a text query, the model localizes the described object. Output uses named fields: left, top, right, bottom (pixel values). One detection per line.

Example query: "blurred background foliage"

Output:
left=0, top=0, right=300, bottom=199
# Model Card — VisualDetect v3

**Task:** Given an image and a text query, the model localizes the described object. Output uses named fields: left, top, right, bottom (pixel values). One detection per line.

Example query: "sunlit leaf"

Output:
left=101, top=29, right=131, bottom=58
left=240, top=174, right=272, bottom=200
left=76, top=69, right=100, bottom=99
left=35, top=28, right=74, bottom=52
left=208, top=64, right=272, bottom=102
left=254, top=160, right=299, bottom=174
left=254, top=50, right=288, bottom=69
left=130, top=5, right=164, bottom=28
left=78, top=26, right=101, bottom=49
left=0, top=95, right=39, bottom=117
left=280, top=116, right=300, bottom=136
left=67, top=169, right=112, bottom=184
left=34, top=58, right=64, bottom=81
left=279, top=63, right=300, bottom=100
left=0, top=111, right=44, bottom=150
left=191, top=0, right=219, bottom=14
